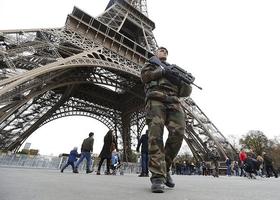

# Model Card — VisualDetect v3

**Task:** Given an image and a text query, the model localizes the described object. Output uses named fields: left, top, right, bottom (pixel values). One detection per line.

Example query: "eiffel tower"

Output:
left=0, top=0, right=236, bottom=161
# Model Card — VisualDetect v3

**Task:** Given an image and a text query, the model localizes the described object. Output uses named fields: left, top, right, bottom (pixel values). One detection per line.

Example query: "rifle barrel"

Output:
left=192, top=83, right=203, bottom=90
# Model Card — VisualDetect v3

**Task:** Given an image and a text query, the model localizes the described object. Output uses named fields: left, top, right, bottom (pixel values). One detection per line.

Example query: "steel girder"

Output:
left=181, top=98, right=238, bottom=161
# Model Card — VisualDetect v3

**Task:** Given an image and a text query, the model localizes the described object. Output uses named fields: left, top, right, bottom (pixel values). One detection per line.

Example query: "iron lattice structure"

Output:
left=0, top=0, right=236, bottom=161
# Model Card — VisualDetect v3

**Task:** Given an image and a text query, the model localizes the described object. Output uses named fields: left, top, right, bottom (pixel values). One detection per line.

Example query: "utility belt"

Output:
left=145, top=90, right=180, bottom=104
left=145, top=79, right=191, bottom=98
left=145, top=80, right=178, bottom=93
left=144, top=80, right=160, bottom=92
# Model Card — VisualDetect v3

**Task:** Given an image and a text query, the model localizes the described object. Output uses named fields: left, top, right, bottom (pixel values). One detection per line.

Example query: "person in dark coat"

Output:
left=136, top=130, right=149, bottom=177
left=226, top=157, right=232, bottom=176
left=73, top=132, right=94, bottom=173
left=60, top=147, right=79, bottom=173
left=262, top=152, right=278, bottom=178
left=96, top=130, right=117, bottom=175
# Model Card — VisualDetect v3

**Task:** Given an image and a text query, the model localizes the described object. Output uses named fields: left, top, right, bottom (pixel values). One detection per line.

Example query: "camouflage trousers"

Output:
left=145, top=99, right=185, bottom=180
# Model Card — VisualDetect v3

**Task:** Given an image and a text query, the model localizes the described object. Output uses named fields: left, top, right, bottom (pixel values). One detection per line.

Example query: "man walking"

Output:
left=73, top=132, right=94, bottom=173
left=136, top=130, right=149, bottom=177
left=262, top=152, right=278, bottom=178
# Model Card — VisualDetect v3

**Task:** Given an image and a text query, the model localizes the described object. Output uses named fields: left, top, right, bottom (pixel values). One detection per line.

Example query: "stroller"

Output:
left=111, top=151, right=123, bottom=175
left=243, top=157, right=262, bottom=179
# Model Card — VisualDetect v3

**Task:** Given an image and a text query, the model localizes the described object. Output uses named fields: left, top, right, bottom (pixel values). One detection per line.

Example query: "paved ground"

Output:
left=0, top=167, right=279, bottom=200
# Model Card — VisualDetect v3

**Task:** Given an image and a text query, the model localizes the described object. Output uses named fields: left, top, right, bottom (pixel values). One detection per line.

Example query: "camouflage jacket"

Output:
left=141, top=61, right=180, bottom=103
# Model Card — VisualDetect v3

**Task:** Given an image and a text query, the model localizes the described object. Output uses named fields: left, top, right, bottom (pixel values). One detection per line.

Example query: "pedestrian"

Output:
left=202, top=161, right=207, bottom=176
left=96, top=130, right=117, bottom=175
left=136, top=130, right=149, bottom=177
left=73, top=132, right=94, bottom=173
left=239, top=148, right=247, bottom=177
left=233, top=161, right=239, bottom=176
left=140, top=46, right=192, bottom=193
left=256, top=155, right=264, bottom=177
left=60, top=147, right=79, bottom=173
left=262, top=152, right=278, bottom=178
left=226, top=157, right=231, bottom=176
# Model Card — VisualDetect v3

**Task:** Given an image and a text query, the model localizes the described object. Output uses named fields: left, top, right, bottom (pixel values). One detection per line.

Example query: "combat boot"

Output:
left=165, top=172, right=175, bottom=188
left=151, top=178, right=165, bottom=193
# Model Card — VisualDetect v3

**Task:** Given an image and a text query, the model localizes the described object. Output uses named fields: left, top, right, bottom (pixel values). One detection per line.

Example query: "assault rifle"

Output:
left=149, top=56, right=202, bottom=90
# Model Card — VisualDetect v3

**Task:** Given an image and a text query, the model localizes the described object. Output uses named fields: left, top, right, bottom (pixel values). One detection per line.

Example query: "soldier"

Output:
left=209, top=148, right=220, bottom=178
left=141, top=47, right=192, bottom=193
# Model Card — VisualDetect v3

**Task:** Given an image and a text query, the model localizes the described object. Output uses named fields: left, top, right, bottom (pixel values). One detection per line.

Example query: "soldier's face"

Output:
left=156, top=49, right=168, bottom=61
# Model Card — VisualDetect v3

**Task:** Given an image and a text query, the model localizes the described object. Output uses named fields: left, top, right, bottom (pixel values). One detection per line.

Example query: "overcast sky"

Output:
left=1, top=0, right=280, bottom=156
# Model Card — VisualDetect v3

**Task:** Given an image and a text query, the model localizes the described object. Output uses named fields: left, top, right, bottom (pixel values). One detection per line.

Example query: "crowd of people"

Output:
left=170, top=147, right=278, bottom=180
left=60, top=130, right=121, bottom=175
left=60, top=130, right=279, bottom=195
left=238, top=148, right=278, bottom=179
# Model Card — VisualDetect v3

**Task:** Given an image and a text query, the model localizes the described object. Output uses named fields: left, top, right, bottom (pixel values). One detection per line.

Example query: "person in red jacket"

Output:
left=239, top=148, right=247, bottom=177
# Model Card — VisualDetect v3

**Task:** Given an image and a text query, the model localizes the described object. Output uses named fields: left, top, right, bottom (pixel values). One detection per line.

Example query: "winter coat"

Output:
left=263, top=154, right=273, bottom=166
left=99, top=131, right=117, bottom=159
left=239, top=151, right=247, bottom=162
left=68, top=149, right=79, bottom=162
left=136, top=133, right=148, bottom=153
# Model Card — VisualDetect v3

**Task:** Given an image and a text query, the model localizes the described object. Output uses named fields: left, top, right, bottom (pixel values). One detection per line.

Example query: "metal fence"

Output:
left=0, top=153, right=141, bottom=174
left=0, top=153, right=61, bottom=169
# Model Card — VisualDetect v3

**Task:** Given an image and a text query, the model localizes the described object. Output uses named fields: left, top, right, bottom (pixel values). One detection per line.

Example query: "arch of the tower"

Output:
left=42, top=99, right=147, bottom=148
left=0, top=59, right=146, bottom=161
left=43, top=109, right=119, bottom=133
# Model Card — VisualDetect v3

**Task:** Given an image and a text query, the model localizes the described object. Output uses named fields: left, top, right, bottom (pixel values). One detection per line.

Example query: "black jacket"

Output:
left=136, top=133, right=148, bottom=153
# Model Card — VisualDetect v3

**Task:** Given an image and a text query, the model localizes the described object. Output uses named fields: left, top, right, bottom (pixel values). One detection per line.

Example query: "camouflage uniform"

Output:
left=141, top=60, right=188, bottom=182
left=209, top=148, right=220, bottom=177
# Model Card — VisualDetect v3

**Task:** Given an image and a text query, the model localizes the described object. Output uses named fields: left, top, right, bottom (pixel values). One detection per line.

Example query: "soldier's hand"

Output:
left=163, top=68, right=181, bottom=85
left=163, top=67, right=175, bottom=76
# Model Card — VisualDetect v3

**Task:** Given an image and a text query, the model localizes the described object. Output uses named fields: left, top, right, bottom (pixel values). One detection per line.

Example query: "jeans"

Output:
left=226, top=165, right=231, bottom=176
left=75, top=152, right=92, bottom=170
left=61, top=161, right=75, bottom=171
left=141, top=152, right=149, bottom=174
